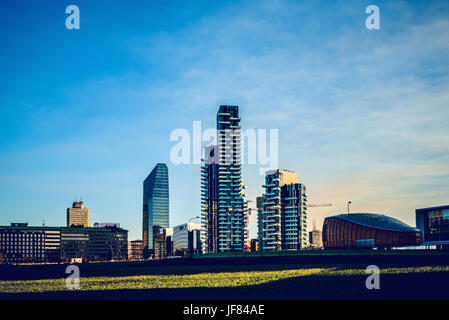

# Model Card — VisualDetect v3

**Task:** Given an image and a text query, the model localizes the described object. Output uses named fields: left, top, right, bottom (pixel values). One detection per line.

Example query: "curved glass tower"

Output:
left=142, top=163, right=169, bottom=257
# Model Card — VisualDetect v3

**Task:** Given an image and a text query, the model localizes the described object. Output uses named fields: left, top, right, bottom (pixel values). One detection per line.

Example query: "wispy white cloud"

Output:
left=122, top=0, right=449, bottom=236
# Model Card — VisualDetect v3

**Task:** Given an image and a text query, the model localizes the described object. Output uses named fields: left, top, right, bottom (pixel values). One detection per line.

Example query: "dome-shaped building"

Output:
left=322, top=213, right=423, bottom=249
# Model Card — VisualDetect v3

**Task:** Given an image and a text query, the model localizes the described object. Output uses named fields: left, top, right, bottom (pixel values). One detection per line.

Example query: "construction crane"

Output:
left=307, top=203, right=332, bottom=208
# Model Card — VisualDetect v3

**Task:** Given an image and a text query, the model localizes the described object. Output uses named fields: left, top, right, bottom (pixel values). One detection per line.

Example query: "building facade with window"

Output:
left=61, top=225, right=128, bottom=261
left=416, top=205, right=449, bottom=250
left=258, top=169, right=308, bottom=251
left=0, top=223, right=57, bottom=263
left=201, top=105, right=247, bottom=253
left=142, top=163, right=169, bottom=258
left=165, top=227, right=173, bottom=258
left=0, top=223, right=128, bottom=263
left=201, top=145, right=219, bottom=253
left=67, top=201, right=90, bottom=227
left=128, top=240, right=143, bottom=260
left=153, top=226, right=168, bottom=260
left=173, top=223, right=201, bottom=257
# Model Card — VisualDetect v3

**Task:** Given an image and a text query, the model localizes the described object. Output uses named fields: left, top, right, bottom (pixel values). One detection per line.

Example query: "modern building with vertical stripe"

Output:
left=258, top=169, right=308, bottom=251
left=201, top=105, right=247, bottom=253
left=142, top=163, right=169, bottom=258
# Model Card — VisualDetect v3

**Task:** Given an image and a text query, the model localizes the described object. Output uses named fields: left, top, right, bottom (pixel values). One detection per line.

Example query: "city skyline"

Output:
left=1, top=0, right=449, bottom=241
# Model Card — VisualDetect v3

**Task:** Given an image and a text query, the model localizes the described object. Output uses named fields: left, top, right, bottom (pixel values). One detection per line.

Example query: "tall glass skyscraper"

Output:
left=142, top=163, right=169, bottom=257
left=201, top=105, right=247, bottom=253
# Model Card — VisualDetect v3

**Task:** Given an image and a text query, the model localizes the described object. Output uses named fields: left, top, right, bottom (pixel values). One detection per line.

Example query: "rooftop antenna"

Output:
left=312, top=219, right=317, bottom=231
left=42, top=219, right=46, bottom=227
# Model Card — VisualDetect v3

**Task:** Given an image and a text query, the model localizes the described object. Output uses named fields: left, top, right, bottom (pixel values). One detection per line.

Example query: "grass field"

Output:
left=1, top=265, right=449, bottom=294
left=1, top=253, right=449, bottom=299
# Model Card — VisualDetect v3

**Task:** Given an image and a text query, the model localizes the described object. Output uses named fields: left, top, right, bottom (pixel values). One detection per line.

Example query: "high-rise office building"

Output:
left=142, top=163, right=169, bottom=258
left=201, top=145, right=219, bottom=253
left=67, top=200, right=90, bottom=227
left=201, top=105, right=247, bottom=253
left=173, top=223, right=201, bottom=257
left=258, top=169, right=308, bottom=251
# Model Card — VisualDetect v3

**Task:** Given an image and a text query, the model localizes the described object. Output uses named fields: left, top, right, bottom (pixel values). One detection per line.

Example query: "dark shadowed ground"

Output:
left=1, top=272, right=449, bottom=300
left=1, top=252, right=449, bottom=300
left=1, top=251, right=449, bottom=281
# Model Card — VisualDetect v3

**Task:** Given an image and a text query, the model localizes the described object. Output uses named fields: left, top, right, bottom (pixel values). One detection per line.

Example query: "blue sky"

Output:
left=1, top=0, right=448, bottom=240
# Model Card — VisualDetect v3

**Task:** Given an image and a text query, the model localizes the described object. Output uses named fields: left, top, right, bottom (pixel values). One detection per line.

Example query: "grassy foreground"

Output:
left=1, top=266, right=448, bottom=294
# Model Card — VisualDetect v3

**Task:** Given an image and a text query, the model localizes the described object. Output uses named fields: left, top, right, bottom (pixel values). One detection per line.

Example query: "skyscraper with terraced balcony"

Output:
left=201, top=105, right=247, bottom=253
left=258, top=169, right=308, bottom=251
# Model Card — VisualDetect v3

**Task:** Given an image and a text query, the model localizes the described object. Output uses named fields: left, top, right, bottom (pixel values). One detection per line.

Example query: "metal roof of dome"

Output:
left=329, top=213, right=420, bottom=233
